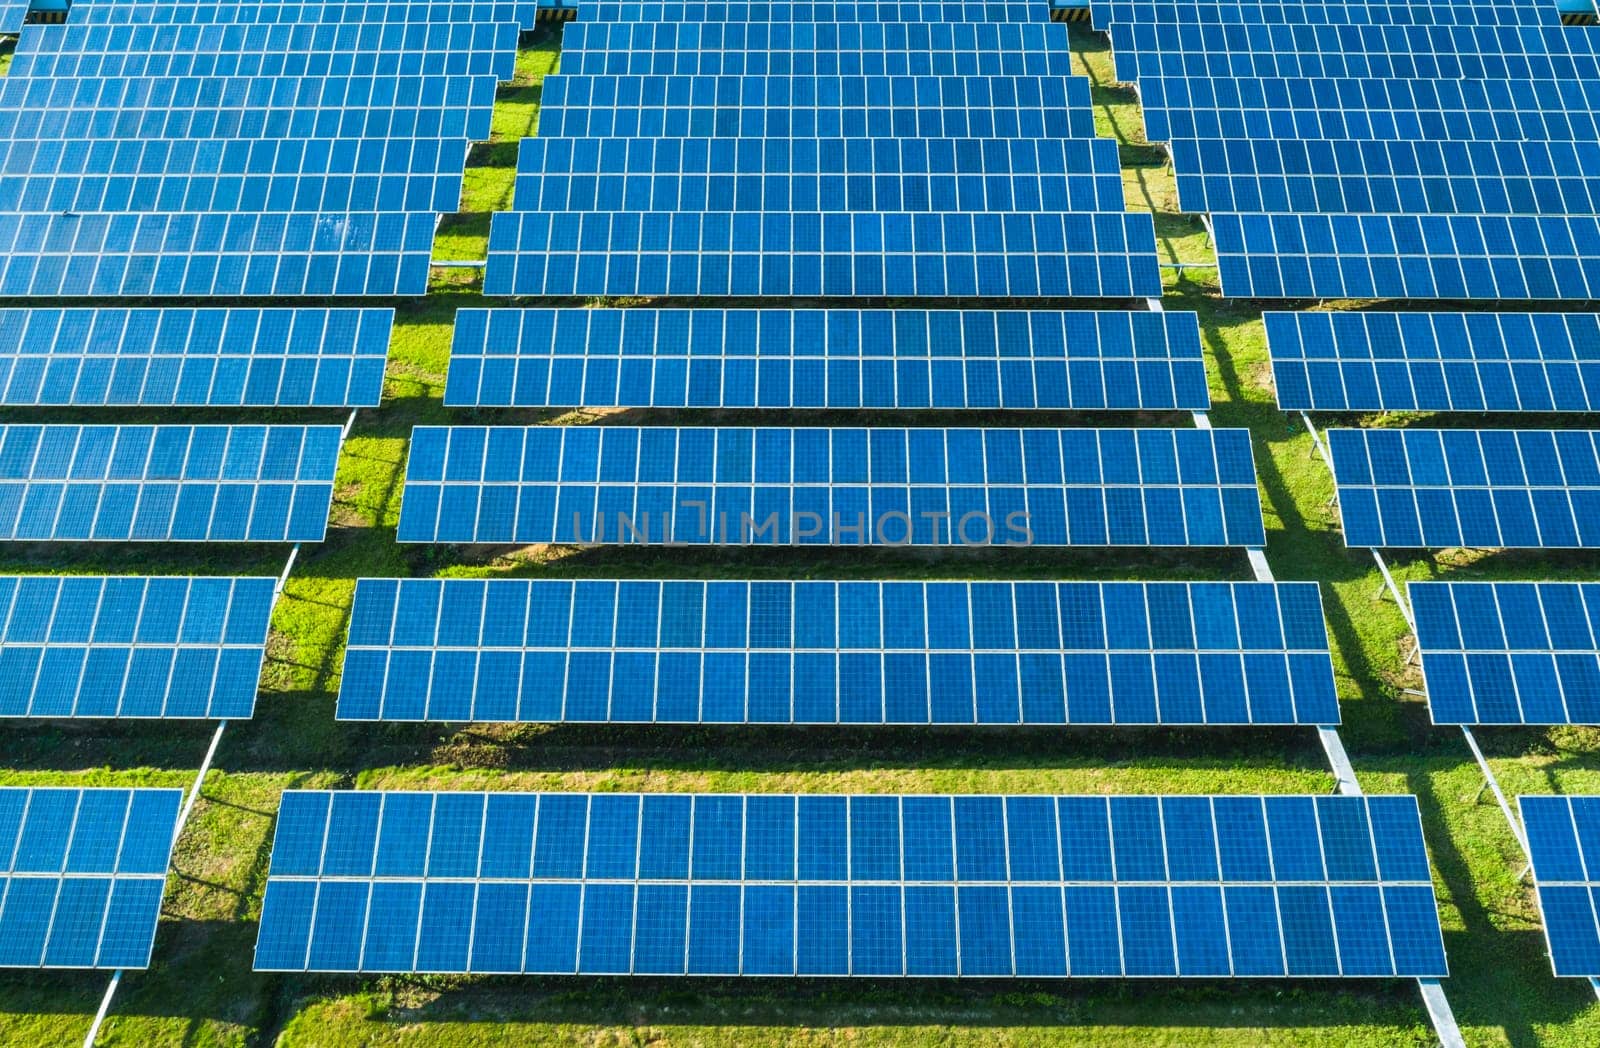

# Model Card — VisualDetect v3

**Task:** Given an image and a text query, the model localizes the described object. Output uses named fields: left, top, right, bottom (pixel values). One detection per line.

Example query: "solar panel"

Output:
left=0, top=211, right=436, bottom=298
left=338, top=579, right=1338, bottom=724
left=1135, top=75, right=1600, bottom=144
left=0, top=308, right=391, bottom=408
left=72, top=0, right=538, bottom=29
left=1327, top=428, right=1600, bottom=549
left=559, top=48, right=1078, bottom=77
left=395, top=426, right=1266, bottom=547
left=482, top=210, right=1163, bottom=298
left=0, top=786, right=182, bottom=969
left=509, top=138, right=1125, bottom=210
left=1169, top=138, right=1600, bottom=217
left=1522, top=795, right=1600, bottom=977
left=1411, top=582, right=1600, bottom=726
left=0, top=424, right=343, bottom=543
left=255, top=790, right=1447, bottom=977
left=444, top=308, right=1211, bottom=411
left=0, top=74, right=500, bottom=142
left=535, top=75, right=1096, bottom=140
left=580, top=2, right=1051, bottom=22
left=0, top=575, right=276, bottom=719
left=0, top=1, right=25, bottom=34
left=560, top=18, right=1073, bottom=56
left=1265, top=311, right=1600, bottom=413
left=0, top=169, right=461, bottom=215
left=1210, top=213, right=1600, bottom=301
left=11, top=21, right=520, bottom=81
left=1095, top=0, right=1558, bottom=31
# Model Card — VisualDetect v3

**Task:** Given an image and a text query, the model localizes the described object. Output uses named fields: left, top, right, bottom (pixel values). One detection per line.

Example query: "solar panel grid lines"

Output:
left=1112, top=38, right=1600, bottom=84
left=1326, top=427, right=1600, bottom=550
left=0, top=575, right=277, bottom=719
left=0, top=136, right=472, bottom=180
left=1264, top=310, right=1600, bottom=414
left=1210, top=212, right=1600, bottom=301
left=336, top=578, right=1340, bottom=725
left=0, top=73, right=501, bottom=143
left=1134, top=75, right=1600, bottom=144
left=0, top=210, right=436, bottom=298
left=0, top=0, right=24, bottom=33
left=395, top=425, right=1267, bottom=547
left=253, top=789, right=1449, bottom=978
left=0, top=170, right=463, bottom=216
left=0, top=307, right=392, bottom=408
left=534, top=74, right=1096, bottom=140
left=10, top=45, right=518, bottom=84
left=1167, top=138, right=1600, bottom=218
left=1094, top=0, right=1561, bottom=31
left=1409, top=581, right=1600, bottom=726
left=560, top=17, right=1074, bottom=53
left=1521, top=795, right=1600, bottom=977
left=0, top=786, right=183, bottom=969
left=0, top=423, right=344, bottom=543
left=560, top=48, right=1080, bottom=77
left=443, top=307, right=1212, bottom=411
left=70, top=0, right=540, bottom=29
left=482, top=209, right=1163, bottom=298
left=578, top=1, right=1051, bottom=22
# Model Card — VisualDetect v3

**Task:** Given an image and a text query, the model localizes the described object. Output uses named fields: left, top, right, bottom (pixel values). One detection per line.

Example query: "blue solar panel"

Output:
left=0, top=424, right=343, bottom=543
left=73, top=1, right=538, bottom=29
left=0, top=1, right=24, bottom=33
left=535, top=75, right=1095, bottom=139
left=0, top=211, right=435, bottom=298
left=10, top=21, right=520, bottom=81
left=483, top=210, right=1163, bottom=298
left=1095, top=0, right=1558, bottom=31
left=396, top=426, right=1266, bottom=547
left=1135, top=75, right=1600, bottom=144
left=255, top=790, right=1447, bottom=977
left=0, top=786, right=182, bottom=969
left=1169, top=138, right=1600, bottom=216
left=1522, top=795, right=1600, bottom=977
left=561, top=18, right=1073, bottom=59
left=337, top=579, right=1339, bottom=724
left=0, top=575, right=277, bottom=719
left=1266, top=311, right=1600, bottom=413
left=0, top=74, right=499, bottom=142
left=0, top=168, right=460, bottom=215
left=0, top=308, right=390, bottom=408
left=511, top=137, right=1126, bottom=213
left=1328, top=428, right=1600, bottom=549
left=581, top=2, right=1051, bottom=21
left=445, top=308, right=1211, bottom=411
left=1211, top=213, right=1600, bottom=301
left=0, top=136, right=469, bottom=184
left=1411, top=582, right=1600, bottom=726
left=561, top=45, right=1076, bottom=77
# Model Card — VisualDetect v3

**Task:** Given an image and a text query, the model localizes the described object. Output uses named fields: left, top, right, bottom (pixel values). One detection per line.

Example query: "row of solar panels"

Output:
left=7, top=571, right=1600, bottom=728
left=15, top=783, right=1600, bottom=983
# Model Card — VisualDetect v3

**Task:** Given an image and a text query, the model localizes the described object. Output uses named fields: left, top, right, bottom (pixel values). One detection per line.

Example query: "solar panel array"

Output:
left=69, top=0, right=540, bottom=30
left=0, top=787, right=182, bottom=969
left=1411, top=582, right=1600, bottom=726
left=1265, top=311, right=1600, bottom=413
left=255, top=790, right=1448, bottom=978
left=0, top=0, right=521, bottom=296
left=483, top=0, right=1164, bottom=296
left=0, top=576, right=277, bottom=719
left=1522, top=795, right=1600, bottom=978
left=1098, top=0, right=1600, bottom=299
left=444, top=308, right=1211, bottom=410
left=0, top=308, right=392, bottom=408
left=395, top=426, right=1267, bottom=547
left=337, top=579, right=1339, bottom=724
left=1327, top=428, right=1600, bottom=550
left=0, top=424, right=343, bottom=543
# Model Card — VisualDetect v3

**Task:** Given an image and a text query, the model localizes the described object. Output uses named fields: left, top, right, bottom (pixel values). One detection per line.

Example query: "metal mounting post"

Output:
left=1416, top=979, right=1467, bottom=1048
left=1460, top=726, right=1531, bottom=865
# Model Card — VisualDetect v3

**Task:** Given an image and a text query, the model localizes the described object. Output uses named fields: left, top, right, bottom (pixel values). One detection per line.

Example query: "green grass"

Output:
left=3, top=22, right=1600, bottom=1048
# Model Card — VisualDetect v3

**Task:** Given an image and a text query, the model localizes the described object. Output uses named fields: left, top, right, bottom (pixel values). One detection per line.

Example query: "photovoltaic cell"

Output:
left=444, top=308, right=1212, bottom=411
left=1521, top=795, right=1600, bottom=977
left=0, top=211, right=436, bottom=298
left=395, top=426, right=1266, bottom=547
left=0, top=136, right=471, bottom=185
left=255, top=790, right=1448, bottom=977
left=1095, top=0, right=1557, bottom=32
left=580, top=2, right=1051, bottom=21
left=336, top=578, right=1340, bottom=724
left=0, top=575, right=277, bottom=719
left=1265, top=311, right=1600, bottom=413
left=71, top=0, right=538, bottom=30
left=1411, top=581, right=1600, bottom=726
left=1211, top=213, right=1600, bottom=301
left=0, top=786, right=182, bottom=969
left=560, top=19, right=1074, bottom=62
left=0, top=424, right=344, bottom=543
left=0, top=1, right=23, bottom=34
left=1327, top=428, right=1600, bottom=549
left=560, top=45, right=1077, bottom=77
left=0, top=308, right=393, bottom=408
left=483, top=210, right=1163, bottom=298
left=535, top=74, right=1095, bottom=140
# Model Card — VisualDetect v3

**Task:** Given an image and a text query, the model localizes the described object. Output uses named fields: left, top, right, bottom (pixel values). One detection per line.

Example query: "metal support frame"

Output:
left=1416, top=980, right=1467, bottom=1048
left=430, top=259, right=488, bottom=269
left=81, top=971, right=122, bottom=1048
left=1460, top=726, right=1532, bottom=865
left=1370, top=548, right=1417, bottom=632
left=1590, top=977, right=1600, bottom=1002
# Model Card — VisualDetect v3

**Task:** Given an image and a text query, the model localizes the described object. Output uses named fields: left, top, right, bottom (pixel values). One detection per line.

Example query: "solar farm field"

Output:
left=3, top=7, right=1600, bottom=1048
